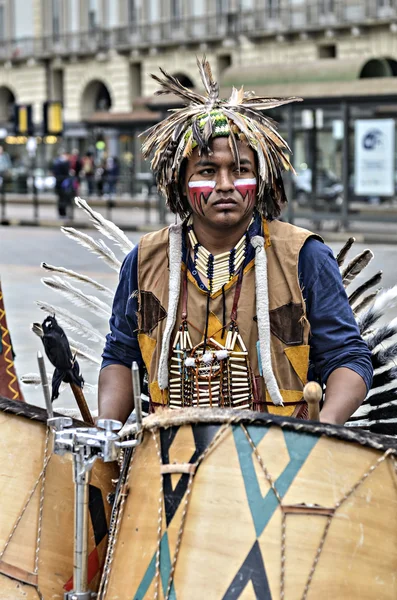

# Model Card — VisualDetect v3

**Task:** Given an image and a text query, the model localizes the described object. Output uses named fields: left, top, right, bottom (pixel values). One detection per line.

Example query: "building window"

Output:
left=171, top=0, right=182, bottom=20
left=89, top=0, right=98, bottom=30
left=216, top=0, right=229, bottom=14
left=128, top=0, right=138, bottom=25
left=0, top=4, right=5, bottom=41
left=52, top=0, right=61, bottom=38
left=318, top=44, right=337, bottom=58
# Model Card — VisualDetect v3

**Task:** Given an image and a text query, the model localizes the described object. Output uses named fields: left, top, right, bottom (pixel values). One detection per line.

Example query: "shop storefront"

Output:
left=222, top=58, right=397, bottom=228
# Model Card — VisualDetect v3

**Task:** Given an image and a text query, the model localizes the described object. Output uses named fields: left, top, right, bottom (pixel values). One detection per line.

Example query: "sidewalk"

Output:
left=2, top=193, right=397, bottom=244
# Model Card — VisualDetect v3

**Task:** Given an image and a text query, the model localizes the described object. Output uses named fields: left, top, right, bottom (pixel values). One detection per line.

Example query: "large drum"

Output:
left=0, top=396, right=118, bottom=600
left=99, top=407, right=397, bottom=600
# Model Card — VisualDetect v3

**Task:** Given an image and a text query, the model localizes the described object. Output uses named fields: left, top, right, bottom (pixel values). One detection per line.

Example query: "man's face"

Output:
left=183, top=136, right=257, bottom=228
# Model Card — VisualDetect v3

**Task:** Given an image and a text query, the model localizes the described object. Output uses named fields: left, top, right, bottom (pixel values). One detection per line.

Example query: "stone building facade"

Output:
left=0, top=0, right=397, bottom=198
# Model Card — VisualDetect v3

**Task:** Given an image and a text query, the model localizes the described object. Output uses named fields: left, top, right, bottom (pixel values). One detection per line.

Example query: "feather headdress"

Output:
left=141, top=56, right=302, bottom=219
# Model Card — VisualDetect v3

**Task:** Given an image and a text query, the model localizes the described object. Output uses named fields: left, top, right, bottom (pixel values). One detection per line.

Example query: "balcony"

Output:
left=1, top=1, right=397, bottom=63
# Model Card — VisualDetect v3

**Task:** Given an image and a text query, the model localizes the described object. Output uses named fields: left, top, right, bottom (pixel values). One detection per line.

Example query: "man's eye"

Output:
left=199, top=169, right=214, bottom=175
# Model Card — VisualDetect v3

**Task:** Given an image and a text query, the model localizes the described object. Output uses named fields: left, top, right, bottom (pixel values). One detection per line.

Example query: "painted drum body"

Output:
left=0, top=396, right=117, bottom=600
left=99, top=408, right=397, bottom=600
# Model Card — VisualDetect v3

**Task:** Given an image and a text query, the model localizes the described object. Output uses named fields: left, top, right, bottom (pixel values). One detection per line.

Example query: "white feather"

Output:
left=41, top=276, right=111, bottom=320
left=75, top=197, right=134, bottom=255
left=20, top=373, right=68, bottom=394
left=36, top=301, right=105, bottom=344
left=61, top=227, right=121, bottom=272
left=41, top=262, right=114, bottom=298
left=69, top=338, right=101, bottom=365
left=372, top=285, right=397, bottom=315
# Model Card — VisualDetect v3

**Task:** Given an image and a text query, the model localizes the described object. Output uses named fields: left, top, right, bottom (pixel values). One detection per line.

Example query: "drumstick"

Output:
left=70, top=383, right=95, bottom=426
left=303, top=382, right=322, bottom=421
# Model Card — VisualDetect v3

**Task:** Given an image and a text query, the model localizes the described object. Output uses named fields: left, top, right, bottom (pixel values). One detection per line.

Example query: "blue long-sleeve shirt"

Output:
left=102, top=222, right=373, bottom=393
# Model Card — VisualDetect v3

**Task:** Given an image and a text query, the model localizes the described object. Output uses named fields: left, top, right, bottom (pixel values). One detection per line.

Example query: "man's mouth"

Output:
left=212, top=197, right=238, bottom=207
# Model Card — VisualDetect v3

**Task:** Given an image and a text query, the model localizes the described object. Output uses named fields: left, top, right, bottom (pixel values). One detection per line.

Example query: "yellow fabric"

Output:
left=149, top=380, right=168, bottom=405
left=138, top=333, right=157, bottom=373
left=265, top=389, right=304, bottom=416
left=284, top=345, right=310, bottom=385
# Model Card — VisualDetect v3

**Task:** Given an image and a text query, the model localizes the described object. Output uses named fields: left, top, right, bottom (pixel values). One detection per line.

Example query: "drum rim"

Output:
left=0, top=394, right=87, bottom=427
left=122, top=407, right=397, bottom=453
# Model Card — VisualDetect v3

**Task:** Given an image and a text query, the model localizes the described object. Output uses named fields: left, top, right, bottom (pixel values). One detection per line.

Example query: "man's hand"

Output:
left=98, top=364, right=134, bottom=424
left=320, top=367, right=367, bottom=426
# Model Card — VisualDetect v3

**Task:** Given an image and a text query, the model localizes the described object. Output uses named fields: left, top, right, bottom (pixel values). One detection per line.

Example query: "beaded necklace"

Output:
left=187, top=216, right=248, bottom=294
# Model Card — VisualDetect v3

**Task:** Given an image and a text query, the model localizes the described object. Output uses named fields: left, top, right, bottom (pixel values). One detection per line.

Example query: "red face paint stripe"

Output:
left=188, top=180, right=216, bottom=215
left=235, top=178, right=257, bottom=205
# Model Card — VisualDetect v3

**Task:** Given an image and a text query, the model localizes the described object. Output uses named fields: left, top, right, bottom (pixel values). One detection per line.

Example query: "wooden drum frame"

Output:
left=0, top=396, right=117, bottom=600
left=99, top=407, right=397, bottom=600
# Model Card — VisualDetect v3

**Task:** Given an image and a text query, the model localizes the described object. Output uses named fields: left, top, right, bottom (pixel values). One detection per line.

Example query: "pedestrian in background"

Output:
left=52, top=149, right=70, bottom=218
left=104, top=156, right=119, bottom=203
left=0, top=146, right=12, bottom=194
left=81, top=151, right=95, bottom=196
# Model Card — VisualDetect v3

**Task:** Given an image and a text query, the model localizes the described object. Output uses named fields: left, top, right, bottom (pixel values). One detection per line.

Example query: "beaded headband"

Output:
left=141, top=57, right=302, bottom=220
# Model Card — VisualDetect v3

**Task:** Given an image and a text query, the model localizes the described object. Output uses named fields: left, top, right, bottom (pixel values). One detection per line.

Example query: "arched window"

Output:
left=0, top=87, right=15, bottom=123
left=81, top=80, right=112, bottom=118
left=172, top=73, right=194, bottom=88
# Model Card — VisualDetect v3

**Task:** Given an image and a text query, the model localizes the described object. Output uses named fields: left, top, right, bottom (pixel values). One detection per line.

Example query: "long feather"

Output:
left=20, top=373, right=53, bottom=387
left=74, top=197, right=134, bottom=255
left=35, top=301, right=105, bottom=344
left=372, top=366, right=397, bottom=389
left=366, top=316, right=397, bottom=351
left=61, top=227, right=121, bottom=272
left=348, top=271, right=383, bottom=307
left=69, top=338, right=101, bottom=365
left=353, top=290, right=380, bottom=315
left=358, top=286, right=397, bottom=334
left=341, top=249, right=374, bottom=287
left=41, top=276, right=111, bottom=320
left=41, top=262, right=114, bottom=298
left=372, top=342, right=397, bottom=370
left=335, top=237, right=355, bottom=267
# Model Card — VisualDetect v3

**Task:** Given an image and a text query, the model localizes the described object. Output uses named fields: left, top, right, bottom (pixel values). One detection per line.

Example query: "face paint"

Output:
left=234, top=178, right=257, bottom=206
left=188, top=180, right=216, bottom=215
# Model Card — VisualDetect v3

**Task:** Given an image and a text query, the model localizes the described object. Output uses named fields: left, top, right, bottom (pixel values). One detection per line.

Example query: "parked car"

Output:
left=294, top=167, right=343, bottom=210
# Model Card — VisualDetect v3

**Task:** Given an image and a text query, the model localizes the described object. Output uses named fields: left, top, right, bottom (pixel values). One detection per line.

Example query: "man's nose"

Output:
left=216, top=170, right=235, bottom=193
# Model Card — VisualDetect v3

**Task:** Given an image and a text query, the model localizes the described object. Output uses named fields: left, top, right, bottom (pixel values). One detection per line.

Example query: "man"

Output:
left=99, top=59, right=372, bottom=425
left=52, top=149, right=71, bottom=218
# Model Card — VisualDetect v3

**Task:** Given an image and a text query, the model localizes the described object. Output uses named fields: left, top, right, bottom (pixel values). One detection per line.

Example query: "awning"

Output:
left=220, top=58, right=397, bottom=100
left=84, top=109, right=162, bottom=126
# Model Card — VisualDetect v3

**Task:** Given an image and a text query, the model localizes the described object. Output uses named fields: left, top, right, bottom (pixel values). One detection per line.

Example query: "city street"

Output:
left=1, top=225, right=397, bottom=412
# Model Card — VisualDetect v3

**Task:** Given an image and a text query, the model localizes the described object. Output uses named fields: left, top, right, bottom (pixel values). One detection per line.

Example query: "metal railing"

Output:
left=1, top=2, right=397, bottom=62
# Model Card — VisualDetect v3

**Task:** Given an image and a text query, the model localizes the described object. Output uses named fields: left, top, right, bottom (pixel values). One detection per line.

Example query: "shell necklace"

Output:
left=187, top=216, right=248, bottom=294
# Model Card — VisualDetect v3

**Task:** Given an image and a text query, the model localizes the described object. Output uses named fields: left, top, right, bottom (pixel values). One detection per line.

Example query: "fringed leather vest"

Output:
left=137, top=219, right=320, bottom=417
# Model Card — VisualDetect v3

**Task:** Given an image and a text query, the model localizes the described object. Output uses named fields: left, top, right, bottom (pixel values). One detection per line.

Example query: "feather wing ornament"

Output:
left=330, top=237, right=397, bottom=434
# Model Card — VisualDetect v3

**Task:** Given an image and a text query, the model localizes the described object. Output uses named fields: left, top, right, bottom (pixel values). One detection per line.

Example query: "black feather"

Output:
left=350, top=403, right=397, bottom=423
left=361, top=386, right=397, bottom=407
left=192, top=119, right=207, bottom=155
left=342, top=249, right=374, bottom=287
left=367, top=322, right=397, bottom=351
left=359, top=308, right=379, bottom=335
left=372, top=366, right=397, bottom=390
left=352, top=421, right=397, bottom=435
left=349, top=271, right=382, bottom=307
left=371, top=343, right=397, bottom=369
left=336, top=237, right=355, bottom=267
left=353, top=290, right=380, bottom=315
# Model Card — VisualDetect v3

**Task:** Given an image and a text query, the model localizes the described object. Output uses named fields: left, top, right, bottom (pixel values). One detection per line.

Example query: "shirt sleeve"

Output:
left=299, top=237, right=373, bottom=392
left=101, top=245, right=143, bottom=370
